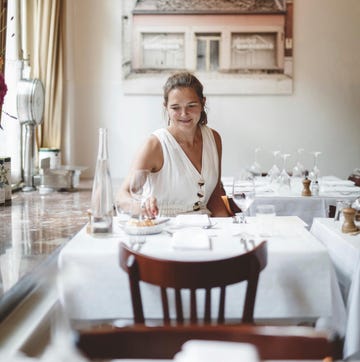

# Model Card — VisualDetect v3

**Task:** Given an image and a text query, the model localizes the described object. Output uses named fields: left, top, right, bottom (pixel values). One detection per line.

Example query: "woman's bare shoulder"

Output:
left=146, top=134, right=163, bottom=155
left=135, top=134, right=163, bottom=172
left=208, top=127, right=221, bottom=140
left=207, top=127, right=222, bottom=148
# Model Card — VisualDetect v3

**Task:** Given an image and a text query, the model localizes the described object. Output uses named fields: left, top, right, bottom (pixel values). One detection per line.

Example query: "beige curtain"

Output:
left=24, top=0, right=63, bottom=149
left=0, top=0, right=6, bottom=73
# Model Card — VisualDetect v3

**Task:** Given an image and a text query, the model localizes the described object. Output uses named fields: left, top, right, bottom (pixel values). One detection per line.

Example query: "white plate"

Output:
left=123, top=219, right=169, bottom=235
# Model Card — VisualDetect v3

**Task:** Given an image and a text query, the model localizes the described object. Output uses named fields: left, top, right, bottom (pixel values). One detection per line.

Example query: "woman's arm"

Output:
left=206, top=129, right=232, bottom=217
left=116, top=135, right=163, bottom=218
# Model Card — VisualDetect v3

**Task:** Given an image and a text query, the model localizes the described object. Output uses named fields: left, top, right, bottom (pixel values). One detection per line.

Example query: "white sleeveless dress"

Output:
left=151, top=125, right=219, bottom=216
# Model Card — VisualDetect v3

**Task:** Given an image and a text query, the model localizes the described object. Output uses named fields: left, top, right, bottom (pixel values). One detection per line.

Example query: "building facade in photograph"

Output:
left=122, top=0, right=293, bottom=94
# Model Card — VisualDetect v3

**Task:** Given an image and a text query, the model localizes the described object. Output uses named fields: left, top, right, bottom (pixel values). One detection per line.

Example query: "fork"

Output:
left=203, top=222, right=217, bottom=229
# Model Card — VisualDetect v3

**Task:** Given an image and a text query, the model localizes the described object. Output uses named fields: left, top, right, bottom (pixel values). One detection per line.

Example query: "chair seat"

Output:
left=76, top=324, right=343, bottom=360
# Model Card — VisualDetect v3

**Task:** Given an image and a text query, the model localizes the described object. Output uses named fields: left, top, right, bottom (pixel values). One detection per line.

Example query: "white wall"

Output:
left=64, top=0, right=360, bottom=182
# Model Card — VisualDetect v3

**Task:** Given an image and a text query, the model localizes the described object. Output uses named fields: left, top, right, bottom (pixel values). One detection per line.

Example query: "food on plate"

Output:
left=127, top=218, right=156, bottom=227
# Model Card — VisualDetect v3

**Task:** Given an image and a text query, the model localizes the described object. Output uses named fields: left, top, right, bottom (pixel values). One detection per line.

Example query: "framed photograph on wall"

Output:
left=121, top=0, right=294, bottom=95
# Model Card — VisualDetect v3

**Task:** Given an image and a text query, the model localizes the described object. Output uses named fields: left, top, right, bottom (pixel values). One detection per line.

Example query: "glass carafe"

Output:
left=90, top=128, right=113, bottom=233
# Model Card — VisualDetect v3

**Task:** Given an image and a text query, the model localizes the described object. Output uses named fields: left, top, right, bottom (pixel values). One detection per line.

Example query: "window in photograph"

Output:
left=142, top=33, right=185, bottom=69
left=231, top=33, right=277, bottom=70
left=196, top=34, right=220, bottom=71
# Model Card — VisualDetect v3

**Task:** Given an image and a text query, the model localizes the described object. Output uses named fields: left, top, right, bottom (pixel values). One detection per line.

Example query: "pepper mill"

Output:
left=301, top=178, right=312, bottom=196
left=341, top=207, right=358, bottom=233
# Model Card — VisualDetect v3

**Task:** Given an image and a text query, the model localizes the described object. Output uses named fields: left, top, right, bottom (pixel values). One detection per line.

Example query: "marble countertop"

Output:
left=0, top=180, right=92, bottom=318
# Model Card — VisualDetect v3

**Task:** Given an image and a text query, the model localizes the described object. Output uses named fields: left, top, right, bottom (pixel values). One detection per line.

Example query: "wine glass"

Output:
left=267, top=150, right=281, bottom=183
left=309, top=151, right=322, bottom=181
left=249, top=147, right=262, bottom=177
left=231, top=170, right=255, bottom=223
left=292, top=148, right=305, bottom=178
left=278, top=153, right=291, bottom=194
left=129, top=169, right=152, bottom=220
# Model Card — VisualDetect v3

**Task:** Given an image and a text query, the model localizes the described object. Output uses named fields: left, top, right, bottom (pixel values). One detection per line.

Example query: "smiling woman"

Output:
left=116, top=71, right=230, bottom=218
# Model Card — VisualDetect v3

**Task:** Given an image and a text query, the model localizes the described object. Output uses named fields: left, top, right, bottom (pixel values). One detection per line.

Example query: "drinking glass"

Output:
left=256, top=204, right=276, bottom=237
left=114, top=190, right=132, bottom=226
left=309, top=151, right=322, bottom=181
left=231, top=170, right=255, bottom=223
left=334, top=200, right=351, bottom=222
left=129, top=169, right=152, bottom=219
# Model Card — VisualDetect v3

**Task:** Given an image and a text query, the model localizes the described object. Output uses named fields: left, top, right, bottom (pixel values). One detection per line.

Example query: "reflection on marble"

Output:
left=0, top=180, right=92, bottom=299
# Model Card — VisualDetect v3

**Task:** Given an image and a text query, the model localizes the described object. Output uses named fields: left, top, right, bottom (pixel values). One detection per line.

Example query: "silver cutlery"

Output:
left=155, top=218, right=170, bottom=225
left=202, top=222, right=217, bottom=229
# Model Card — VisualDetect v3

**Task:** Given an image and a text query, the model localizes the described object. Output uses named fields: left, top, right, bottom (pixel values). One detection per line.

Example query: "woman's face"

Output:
left=166, top=87, right=203, bottom=130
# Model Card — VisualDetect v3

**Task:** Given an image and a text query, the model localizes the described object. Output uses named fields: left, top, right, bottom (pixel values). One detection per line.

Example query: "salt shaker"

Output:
left=311, top=180, right=319, bottom=196
left=301, top=177, right=311, bottom=196
left=341, top=207, right=358, bottom=233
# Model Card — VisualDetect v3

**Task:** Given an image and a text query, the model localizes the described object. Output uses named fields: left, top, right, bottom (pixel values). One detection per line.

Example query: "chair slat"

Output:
left=126, top=255, right=144, bottom=323
left=204, top=288, right=211, bottom=323
left=161, top=287, right=170, bottom=324
left=175, top=289, right=184, bottom=323
left=218, top=286, right=226, bottom=323
left=190, top=289, right=197, bottom=322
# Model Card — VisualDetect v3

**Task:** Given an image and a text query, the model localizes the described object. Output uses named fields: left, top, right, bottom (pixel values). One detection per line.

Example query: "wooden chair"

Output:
left=348, top=174, right=360, bottom=187
left=220, top=181, right=241, bottom=216
left=328, top=204, right=336, bottom=218
left=119, top=240, right=267, bottom=324
left=76, top=323, right=343, bottom=360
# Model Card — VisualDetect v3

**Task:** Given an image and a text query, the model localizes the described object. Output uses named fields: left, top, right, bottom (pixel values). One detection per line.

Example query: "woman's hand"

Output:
left=142, top=196, right=159, bottom=219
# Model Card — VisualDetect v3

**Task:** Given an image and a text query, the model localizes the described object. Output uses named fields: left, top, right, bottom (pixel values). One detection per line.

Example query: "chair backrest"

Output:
left=348, top=174, right=360, bottom=187
left=328, top=204, right=336, bottom=218
left=119, top=240, right=267, bottom=324
left=76, top=324, right=343, bottom=360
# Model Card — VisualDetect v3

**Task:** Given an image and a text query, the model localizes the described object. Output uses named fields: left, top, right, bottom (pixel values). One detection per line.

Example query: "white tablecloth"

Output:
left=58, top=217, right=345, bottom=339
left=310, top=218, right=360, bottom=359
left=222, top=176, right=360, bottom=226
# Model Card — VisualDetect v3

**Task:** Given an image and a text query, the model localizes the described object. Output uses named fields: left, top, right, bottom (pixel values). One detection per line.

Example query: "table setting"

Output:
left=58, top=215, right=346, bottom=333
left=221, top=174, right=360, bottom=226
left=310, top=217, right=360, bottom=359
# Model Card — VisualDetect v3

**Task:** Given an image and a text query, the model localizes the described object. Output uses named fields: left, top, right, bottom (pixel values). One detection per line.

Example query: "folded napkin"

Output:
left=175, top=214, right=210, bottom=227
left=320, top=180, right=355, bottom=187
left=321, top=185, right=360, bottom=193
left=174, top=340, right=260, bottom=362
left=171, top=228, right=210, bottom=250
left=255, top=184, right=276, bottom=194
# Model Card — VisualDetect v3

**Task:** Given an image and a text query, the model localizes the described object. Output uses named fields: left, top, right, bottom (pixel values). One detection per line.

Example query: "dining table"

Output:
left=58, top=215, right=346, bottom=353
left=310, top=217, right=360, bottom=360
left=222, top=176, right=360, bottom=227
